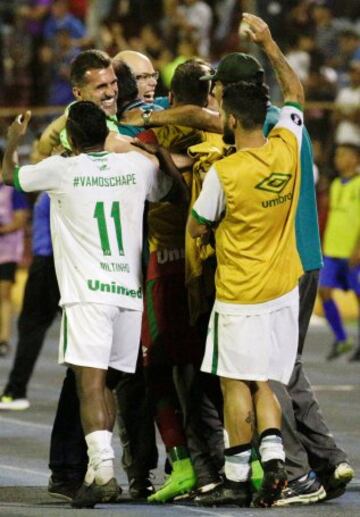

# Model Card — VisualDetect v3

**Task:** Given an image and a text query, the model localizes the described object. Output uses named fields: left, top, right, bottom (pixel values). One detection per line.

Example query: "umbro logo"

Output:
left=255, top=173, right=292, bottom=194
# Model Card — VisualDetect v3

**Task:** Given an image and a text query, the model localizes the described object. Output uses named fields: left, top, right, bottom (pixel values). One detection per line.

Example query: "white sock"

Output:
left=224, top=448, right=251, bottom=482
left=85, top=430, right=115, bottom=485
left=259, top=433, right=285, bottom=463
left=84, top=463, right=95, bottom=485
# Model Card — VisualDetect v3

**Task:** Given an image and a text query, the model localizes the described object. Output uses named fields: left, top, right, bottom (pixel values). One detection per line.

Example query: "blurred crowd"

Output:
left=0, top=0, right=359, bottom=187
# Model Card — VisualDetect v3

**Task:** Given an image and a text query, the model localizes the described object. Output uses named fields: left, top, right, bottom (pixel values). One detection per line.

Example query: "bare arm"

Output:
left=120, top=105, right=223, bottom=133
left=36, top=113, right=67, bottom=161
left=105, top=131, right=194, bottom=171
left=243, top=13, right=304, bottom=105
left=105, top=131, right=135, bottom=153
left=133, top=139, right=189, bottom=205
left=171, top=153, right=194, bottom=170
left=2, top=112, right=32, bottom=186
left=0, top=210, right=29, bottom=234
left=187, top=216, right=209, bottom=239
left=155, top=147, right=189, bottom=205
left=349, top=234, right=360, bottom=268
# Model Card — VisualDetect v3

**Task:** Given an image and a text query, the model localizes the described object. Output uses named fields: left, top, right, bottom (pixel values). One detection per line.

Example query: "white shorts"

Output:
left=59, top=303, right=142, bottom=372
left=201, top=287, right=299, bottom=385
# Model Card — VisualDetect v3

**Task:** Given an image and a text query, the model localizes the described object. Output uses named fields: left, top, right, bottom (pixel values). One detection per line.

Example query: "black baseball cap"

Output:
left=200, top=52, right=264, bottom=84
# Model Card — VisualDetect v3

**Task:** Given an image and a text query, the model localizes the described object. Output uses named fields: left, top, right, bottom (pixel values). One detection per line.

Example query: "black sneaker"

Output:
left=194, top=479, right=252, bottom=507
left=273, top=470, right=326, bottom=506
left=129, top=476, right=155, bottom=500
left=48, top=475, right=83, bottom=501
left=71, top=478, right=120, bottom=508
left=349, top=348, right=360, bottom=362
left=0, top=341, right=9, bottom=357
left=253, top=459, right=287, bottom=508
left=173, top=479, right=223, bottom=502
left=323, top=462, right=354, bottom=500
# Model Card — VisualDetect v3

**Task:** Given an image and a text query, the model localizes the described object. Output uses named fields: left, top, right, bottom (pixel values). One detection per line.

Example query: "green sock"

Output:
left=251, top=448, right=264, bottom=491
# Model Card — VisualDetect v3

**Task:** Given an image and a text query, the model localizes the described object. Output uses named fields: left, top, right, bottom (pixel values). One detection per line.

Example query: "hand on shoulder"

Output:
left=105, top=131, right=134, bottom=153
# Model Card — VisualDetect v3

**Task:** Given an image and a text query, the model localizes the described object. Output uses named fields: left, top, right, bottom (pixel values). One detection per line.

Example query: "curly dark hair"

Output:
left=66, top=101, right=108, bottom=150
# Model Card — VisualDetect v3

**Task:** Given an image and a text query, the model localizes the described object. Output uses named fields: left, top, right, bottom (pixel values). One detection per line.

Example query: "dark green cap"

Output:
left=200, top=52, right=264, bottom=84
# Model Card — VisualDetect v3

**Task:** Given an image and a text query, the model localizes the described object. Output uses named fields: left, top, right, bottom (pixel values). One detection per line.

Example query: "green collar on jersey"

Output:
left=87, top=151, right=109, bottom=157
left=59, top=102, right=118, bottom=151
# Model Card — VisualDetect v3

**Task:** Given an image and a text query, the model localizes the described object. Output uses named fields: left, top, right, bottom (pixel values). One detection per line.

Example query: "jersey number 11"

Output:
left=94, top=201, right=124, bottom=256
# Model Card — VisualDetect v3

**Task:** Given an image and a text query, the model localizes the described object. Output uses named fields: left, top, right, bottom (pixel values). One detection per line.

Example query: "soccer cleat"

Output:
left=173, top=479, right=222, bottom=502
left=148, top=458, right=196, bottom=503
left=327, top=339, right=353, bottom=360
left=71, top=477, right=120, bottom=508
left=0, top=341, right=9, bottom=357
left=324, top=462, right=354, bottom=500
left=273, top=470, right=326, bottom=506
left=129, top=476, right=155, bottom=499
left=252, top=459, right=287, bottom=508
left=194, top=479, right=252, bottom=507
left=48, top=475, right=83, bottom=501
left=0, top=394, right=30, bottom=410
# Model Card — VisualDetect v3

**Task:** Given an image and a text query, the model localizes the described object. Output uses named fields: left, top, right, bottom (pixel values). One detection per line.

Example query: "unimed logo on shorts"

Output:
left=255, top=173, right=292, bottom=194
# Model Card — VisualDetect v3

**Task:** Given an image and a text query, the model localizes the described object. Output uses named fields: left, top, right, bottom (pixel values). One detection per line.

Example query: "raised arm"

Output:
left=2, top=112, right=32, bottom=186
left=35, top=113, right=67, bottom=161
left=242, top=13, right=304, bottom=106
left=0, top=209, right=28, bottom=235
left=120, top=105, right=223, bottom=133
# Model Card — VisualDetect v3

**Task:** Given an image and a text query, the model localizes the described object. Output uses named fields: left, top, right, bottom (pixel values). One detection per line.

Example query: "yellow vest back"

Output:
left=214, top=127, right=303, bottom=304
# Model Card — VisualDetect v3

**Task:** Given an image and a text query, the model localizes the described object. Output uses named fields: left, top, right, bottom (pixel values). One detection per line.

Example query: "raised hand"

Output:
left=241, top=13, right=273, bottom=48
left=7, top=111, right=32, bottom=141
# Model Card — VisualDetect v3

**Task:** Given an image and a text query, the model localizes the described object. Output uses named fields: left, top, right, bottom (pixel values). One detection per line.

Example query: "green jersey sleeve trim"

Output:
left=13, top=166, right=24, bottom=192
left=191, top=208, right=213, bottom=226
left=284, top=101, right=304, bottom=112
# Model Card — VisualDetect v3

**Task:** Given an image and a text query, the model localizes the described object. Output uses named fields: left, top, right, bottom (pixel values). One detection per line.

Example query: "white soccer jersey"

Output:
left=15, top=151, right=172, bottom=310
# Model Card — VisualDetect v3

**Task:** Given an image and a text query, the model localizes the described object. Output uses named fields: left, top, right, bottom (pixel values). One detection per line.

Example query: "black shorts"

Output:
left=0, top=262, right=17, bottom=282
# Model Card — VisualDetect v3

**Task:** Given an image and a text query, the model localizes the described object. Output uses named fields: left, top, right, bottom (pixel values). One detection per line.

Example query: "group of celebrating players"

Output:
left=0, top=12, right=354, bottom=510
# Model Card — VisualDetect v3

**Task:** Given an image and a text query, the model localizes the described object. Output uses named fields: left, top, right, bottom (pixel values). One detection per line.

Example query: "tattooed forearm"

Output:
left=240, top=13, right=304, bottom=105
left=264, top=39, right=304, bottom=105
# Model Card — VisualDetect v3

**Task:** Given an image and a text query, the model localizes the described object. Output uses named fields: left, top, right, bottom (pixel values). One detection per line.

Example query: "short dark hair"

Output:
left=113, top=59, right=139, bottom=113
left=66, top=101, right=109, bottom=150
left=70, top=50, right=112, bottom=87
left=222, top=81, right=268, bottom=131
left=171, top=60, right=211, bottom=107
